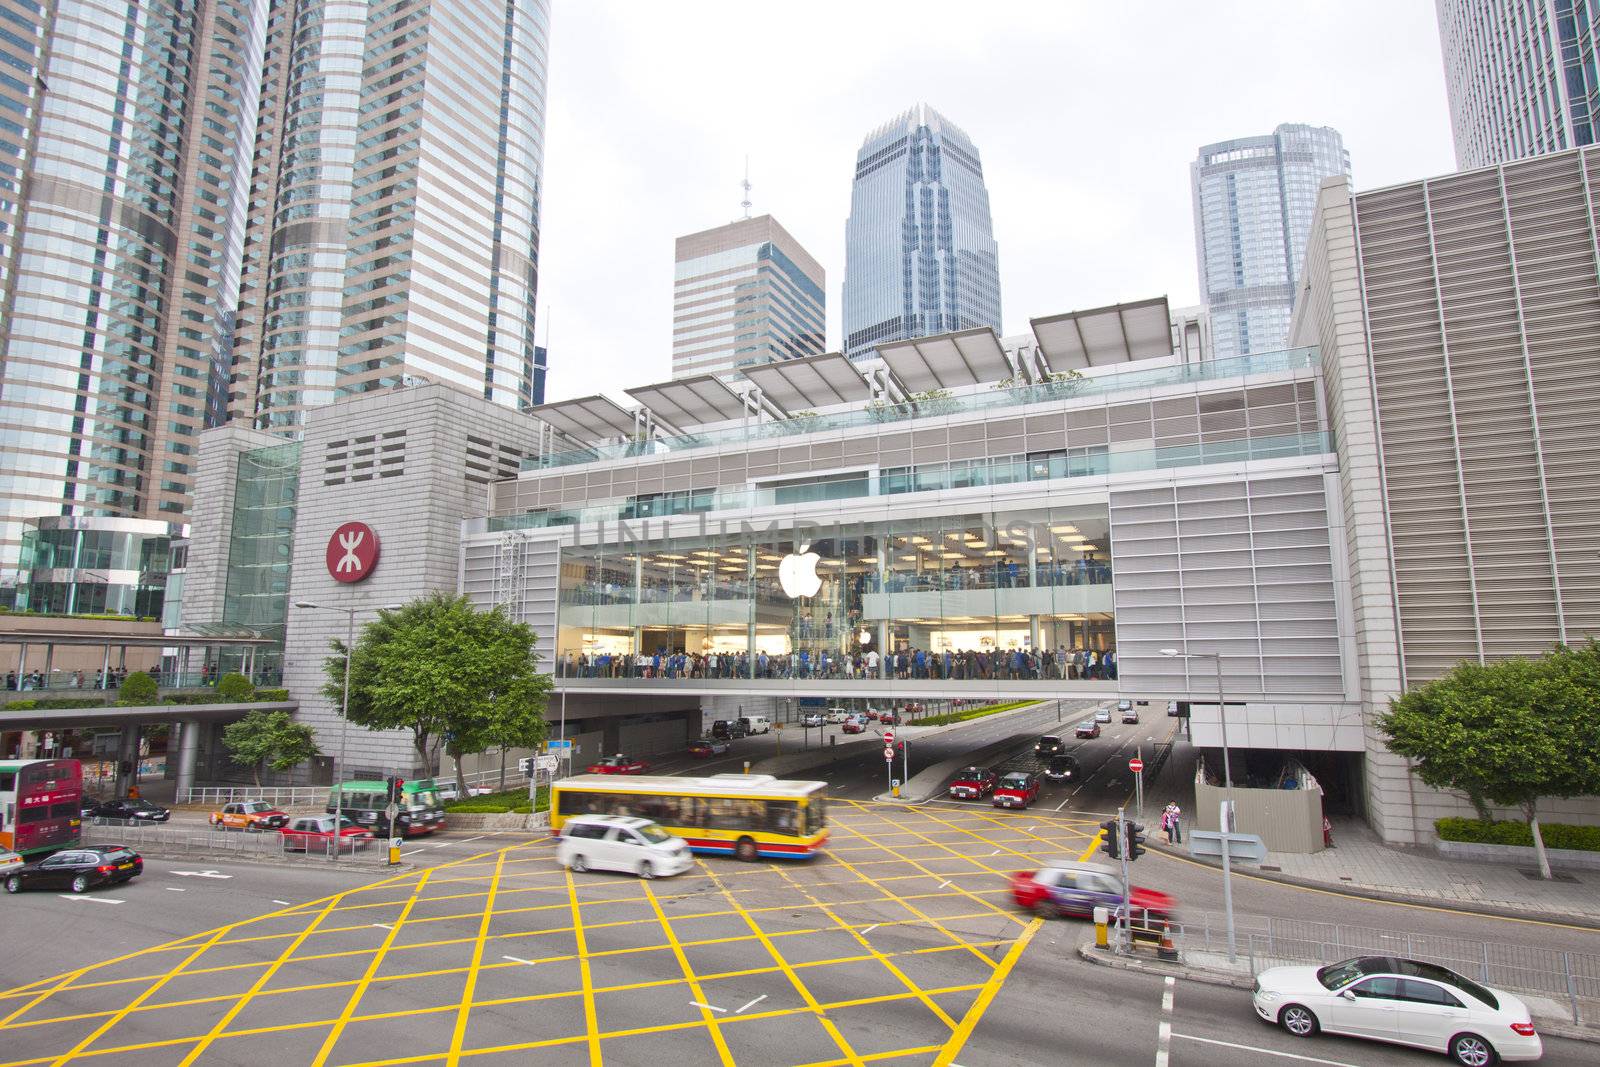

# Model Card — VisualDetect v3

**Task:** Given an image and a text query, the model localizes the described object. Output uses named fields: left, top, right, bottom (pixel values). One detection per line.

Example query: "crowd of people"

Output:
left=3, top=663, right=282, bottom=691
left=558, top=645, right=1118, bottom=681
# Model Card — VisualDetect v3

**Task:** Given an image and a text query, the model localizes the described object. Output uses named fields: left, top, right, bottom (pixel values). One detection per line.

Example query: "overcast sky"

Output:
left=534, top=0, right=1456, bottom=403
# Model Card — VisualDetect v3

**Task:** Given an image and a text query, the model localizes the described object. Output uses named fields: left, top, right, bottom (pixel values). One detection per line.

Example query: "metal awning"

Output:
left=739, top=352, right=872, bottom=411
left=528, top=395, right=638, bottom=443
left=1030, top=297, right=1172, bottom=370
left=876, top=327, right=1012, bottom=392
left=625, top=374, right=750, bottom=429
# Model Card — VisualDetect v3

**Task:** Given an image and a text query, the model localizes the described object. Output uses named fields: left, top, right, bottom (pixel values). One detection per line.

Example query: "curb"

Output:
left=1148, top=841, right=1600, bottom=930
left=1076, top=942, right=1600, bottom=1046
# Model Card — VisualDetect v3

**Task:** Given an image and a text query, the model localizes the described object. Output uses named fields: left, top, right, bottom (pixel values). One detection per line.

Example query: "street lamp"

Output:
left=296, top=600, right=402, bottom=861
left=1161, top=645, right=1237, bottom=961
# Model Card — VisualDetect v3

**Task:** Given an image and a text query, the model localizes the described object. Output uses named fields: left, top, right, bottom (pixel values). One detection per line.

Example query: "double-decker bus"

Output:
left=0, top=758, right=83, bottom=856
left=326, top=777, right=446, bottom=837
left=551, top=774, right=828, bottom=860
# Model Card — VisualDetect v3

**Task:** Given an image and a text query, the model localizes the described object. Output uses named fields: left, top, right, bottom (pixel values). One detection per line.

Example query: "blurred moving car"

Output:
left=586, top=754, right=650, bottom=775
left=436, top=782, right=493, bottom=803
left=280, top=815, right=374, bottom=852
left=802, top=713, right=825, bottom=728
left=841, top=715, right=866, bottom=734
left=1117, top=699, right=1134, bottom=713
left=947, top=766, right=997, bottom=800
left=557, top=814, right=694, bottom=879
left=1075, top=720, right=1101, bottom=739
left=1009, top=860, right=1174, bottom=922
left=1043, top=754, right=1080, bottom=783
left=4, top=844, right=142, bottom=894
left=688, top=738, right=730, bottom=758
left=0, top=849, right=23, bottom=878
left=1252, top=956, right=1542, bottom=1065
left=992, top=772, right=1039, bottom=810
left=210, top=800, right=289, bottom=831
left=85, top=798, right=171, bottom=823
left=1034, top=735, right=1066, bottom=758
left=1094, top=707, right=1113, bottom=723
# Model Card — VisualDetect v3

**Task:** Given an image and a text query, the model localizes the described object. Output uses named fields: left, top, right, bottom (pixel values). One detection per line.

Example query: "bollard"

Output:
left=892, top=783, right=900, bottom=798
left=743, top=760, right=750, bottom=774
left=388, top=836, right=402, bottom=866
left=1094, top=906, right=1109, bottom=949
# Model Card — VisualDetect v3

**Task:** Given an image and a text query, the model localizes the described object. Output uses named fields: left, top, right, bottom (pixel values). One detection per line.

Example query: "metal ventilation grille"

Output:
left=322, top=430, right=406, bottom=486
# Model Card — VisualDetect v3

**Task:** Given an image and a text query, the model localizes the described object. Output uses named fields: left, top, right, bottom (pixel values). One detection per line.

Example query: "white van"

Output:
left=824, top=707, right=850, bottom=724
left=740, top=715, right=772, bottom=734
left=556, top=815, right=693, bottom=879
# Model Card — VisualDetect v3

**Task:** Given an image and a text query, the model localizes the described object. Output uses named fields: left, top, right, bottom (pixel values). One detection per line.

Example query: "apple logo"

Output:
left=778, top=542, right=823, bottom=598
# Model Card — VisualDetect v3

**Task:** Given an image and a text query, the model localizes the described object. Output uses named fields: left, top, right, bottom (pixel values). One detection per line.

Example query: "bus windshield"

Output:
left=407, top=789, right=440, bottom=811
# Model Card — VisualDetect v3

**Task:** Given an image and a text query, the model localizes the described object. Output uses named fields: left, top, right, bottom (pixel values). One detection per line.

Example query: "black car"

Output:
left=1034, top=735, right=1066, bottom=758
left=5, top=845, right=143, bottom=894
left=1043, top=754, right=1080, bottom=782
left=86, top=798, right=171, bottom=823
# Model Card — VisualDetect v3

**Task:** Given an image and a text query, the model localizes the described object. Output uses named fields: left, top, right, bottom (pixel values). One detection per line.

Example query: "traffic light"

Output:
left=1099, top=818, right=1121, bottom=859
left=518, top=756, right=533, bottom=777
left=1124, top=821, right=1147, bottom=862
left=384, top=776, right=404, bottom=803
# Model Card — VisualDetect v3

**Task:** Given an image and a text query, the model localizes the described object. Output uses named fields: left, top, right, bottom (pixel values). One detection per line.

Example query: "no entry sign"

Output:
left=1128, top=757, right=1145, bottom=773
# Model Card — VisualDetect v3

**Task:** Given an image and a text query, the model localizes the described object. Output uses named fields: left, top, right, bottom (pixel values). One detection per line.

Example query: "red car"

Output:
left=687, top=738, right=729, bottom=758
left=279, top=815, right=374, bottom=852
left=841, top=716, right=866, bottom=734
left=587, top=754, right=649, bottom=775
left=947, top=766, right=997, bottom=800
left=992, top=771, right=1039, bottom=810
left=1010, top=861, right=1175, bottom=922
left=1074, top=720, right=1101, bottom=739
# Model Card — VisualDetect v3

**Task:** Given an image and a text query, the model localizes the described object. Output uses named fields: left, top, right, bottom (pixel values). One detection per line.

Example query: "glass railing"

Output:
left=485, top=430, right=1330, bottom=533
left=522, top=346, right=1319, bottom=473
left=554, top=648, right=1121, bottom=683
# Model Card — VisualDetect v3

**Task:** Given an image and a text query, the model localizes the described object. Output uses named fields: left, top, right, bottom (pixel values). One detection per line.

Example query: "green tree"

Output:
left=222, top=710, right=322, bottom=788
left=1378, top=644, right=1600, bottom=879
left=323, top=593, right=552, bottom=790
left=216, top=672, right=255, bottom=702
left=117, top=672, right=158, bottom=704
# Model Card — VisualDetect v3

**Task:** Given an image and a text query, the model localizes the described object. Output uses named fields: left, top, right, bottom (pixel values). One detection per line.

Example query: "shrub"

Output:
left=5, top=699, right=37, bottom=709
left=117, top=673, right=158, bottom=704
left=446, top=803, right=514, bottom=814
left=254, top=688, right=290, bottom=702
left=216, top=673, right=255, bottom=702
left=1435, top=817, right=1600, bottom=852
left=34, top=697, right=111, bottom=710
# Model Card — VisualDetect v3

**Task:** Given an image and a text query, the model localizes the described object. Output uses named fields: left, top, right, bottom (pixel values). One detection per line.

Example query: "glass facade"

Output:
left=555, top=509, right=1116, bottom=682
left=218, top=441, right=299, bottom=674
left=14, top=518, right=184, bottom=618
left=843, top=105, right=1001, bottom=360
left=1191, top=125, right=1348, bottom=360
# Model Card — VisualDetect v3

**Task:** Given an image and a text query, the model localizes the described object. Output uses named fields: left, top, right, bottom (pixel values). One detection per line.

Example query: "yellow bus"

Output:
left=550, top=773, right=828, bottom=861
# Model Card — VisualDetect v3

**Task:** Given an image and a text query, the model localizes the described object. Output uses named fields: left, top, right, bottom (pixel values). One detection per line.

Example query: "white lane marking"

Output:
left=1054, top=797, right=1073, bottom=811
left=502, top=955, right=537, bottom=965
left=1170, top=1033, right=1362, bottom=1066
left=735, top=994, right=767, bottom=1014
left=57, top=895, right=123, bottom=903
left=862, top=924, right=879, bottom=934
left=272, top=899, right=292, bottom=906
left=371, top=923, right=393, bottom=930
left=165, top=887, right=186, bottom=892
left=939, top=880, right=952, bottom=888
left=458, top=835, right=486, bottom=844
left=690, top=1001, right=727, bottom=1013
left=988, top=849, right=1001, bottom=856
left=1154, top=975, right=1173, bottom=1067
left=171, top=869, right=231, bottom=879
left=401, top=849, right=425, bottom=857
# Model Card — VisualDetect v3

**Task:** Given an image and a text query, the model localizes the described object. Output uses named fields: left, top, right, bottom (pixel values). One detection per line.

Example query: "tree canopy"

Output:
left=222, top=709, right=321, bottom=788
left=323, top=593, right=551, bottom=781
left=1378, top=643, right=1600, bottom=878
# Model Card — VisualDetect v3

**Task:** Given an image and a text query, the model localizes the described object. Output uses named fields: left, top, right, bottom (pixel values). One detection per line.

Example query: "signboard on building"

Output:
left=327, top=521, right=380, bottom=583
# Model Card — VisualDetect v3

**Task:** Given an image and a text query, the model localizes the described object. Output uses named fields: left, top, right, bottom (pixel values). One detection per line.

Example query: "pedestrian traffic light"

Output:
left=517, top=757, right=533, bottom=777
left=1124, top=821, right=1147, bottom=862
left=1099, top=818, right=1121, bottom=859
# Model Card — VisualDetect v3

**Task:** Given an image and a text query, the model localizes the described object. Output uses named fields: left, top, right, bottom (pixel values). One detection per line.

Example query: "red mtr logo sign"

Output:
left=326, top=521, right=380, bottom=583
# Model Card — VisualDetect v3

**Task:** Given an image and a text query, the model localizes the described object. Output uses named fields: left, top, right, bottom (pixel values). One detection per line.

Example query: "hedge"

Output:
left=254, top=689, right=290, bottom=702
left=445, top=786, right=548, bottom=815
left=2, top=697, right=109, bottom=710
left=1436, top=817, right=1600, bottom=853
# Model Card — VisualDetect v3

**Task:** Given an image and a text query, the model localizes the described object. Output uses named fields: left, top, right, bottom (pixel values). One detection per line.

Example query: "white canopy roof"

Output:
left=1030, top=297, right=1172, bottom=370
left=625, top=374, right=750, bottom=429
left=876, top=327, right=1012, bottom=392
left=528, top=394, right=637, bottom=443
left=739, top=352, right=872, bottom=411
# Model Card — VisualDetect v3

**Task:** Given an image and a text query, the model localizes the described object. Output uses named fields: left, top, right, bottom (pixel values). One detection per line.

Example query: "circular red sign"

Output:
left=326, top=521, right=380, bottom=583
left=1128, top=758, right=1145, bottom=773
left=883, top=730, right=895, bottom=744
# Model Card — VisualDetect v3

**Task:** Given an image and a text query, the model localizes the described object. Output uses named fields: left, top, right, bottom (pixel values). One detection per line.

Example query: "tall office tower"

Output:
left=843, top=105, right=1001, bottom=362
left=231, top=0, right=550, bottom=434
left=1191, top=123, right=1349, bottom=360
left=671, top=215, right=825, bottom=380
left=1437, top=0, right=1600, bottom=168
left=0, top=0, right=268, bottom=596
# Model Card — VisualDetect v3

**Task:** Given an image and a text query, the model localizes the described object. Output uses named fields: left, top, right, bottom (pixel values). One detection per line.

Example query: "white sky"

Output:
left=534, top=0, right=1456, bottom=403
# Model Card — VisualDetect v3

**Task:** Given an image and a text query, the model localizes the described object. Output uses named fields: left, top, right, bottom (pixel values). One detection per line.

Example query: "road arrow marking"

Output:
left=58, top=895, right=123, bottom=903
left=171, top=870, right=230, bottom=879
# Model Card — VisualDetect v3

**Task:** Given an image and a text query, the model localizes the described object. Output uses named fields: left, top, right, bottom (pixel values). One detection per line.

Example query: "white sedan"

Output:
left=0, top=850, right=22, bottom=878
left=1253, top=956, right=1542, bottom=1065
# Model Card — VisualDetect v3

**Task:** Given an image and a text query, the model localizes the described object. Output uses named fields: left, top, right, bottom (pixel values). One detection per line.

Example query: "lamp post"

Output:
left=1161, top=645, right=1236, bottom=961
left=295, top=600, right=402, bottom=861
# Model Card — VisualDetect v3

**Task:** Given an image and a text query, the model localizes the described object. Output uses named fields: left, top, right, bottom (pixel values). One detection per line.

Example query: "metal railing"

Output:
left=177, top=785, right=332, bottom=808
left=83, top=822, right=390, bottom=865
left=1174, top=913, right=1600, bottom=1025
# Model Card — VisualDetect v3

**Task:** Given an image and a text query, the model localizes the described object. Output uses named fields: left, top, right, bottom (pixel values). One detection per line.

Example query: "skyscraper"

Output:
left=1191, top=123, right=1349, bottom=360
left=1437, top=0, right=1600, bottom=169
left=0, top=0, right=268, bottom=593
left=672, top=215, right=825, bottom=380
left=230, top=0, right=551, bottom=433
left=843, top=105, right=1001, bottom=362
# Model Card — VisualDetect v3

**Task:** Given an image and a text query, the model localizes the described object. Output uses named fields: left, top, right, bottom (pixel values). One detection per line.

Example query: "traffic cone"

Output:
left=1157, top=921, right=1179, bottom=962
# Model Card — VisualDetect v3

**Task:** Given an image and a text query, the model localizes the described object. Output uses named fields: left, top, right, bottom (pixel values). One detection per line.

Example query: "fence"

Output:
left=83, top=822, right=394, bottom=866
left=1174, top=912, right=1600, bottom=1025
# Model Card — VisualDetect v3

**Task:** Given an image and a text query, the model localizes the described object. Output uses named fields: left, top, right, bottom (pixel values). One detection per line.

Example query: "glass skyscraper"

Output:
left=1191, top=123, right=1349, bottom=360
left=843, top=105, right=1001, bottom=362
left=0, top=0, right=268, bottom=594
left=1437, top=0, right=1600, bottom=168
left=230, top=0, right=551, bottom=432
